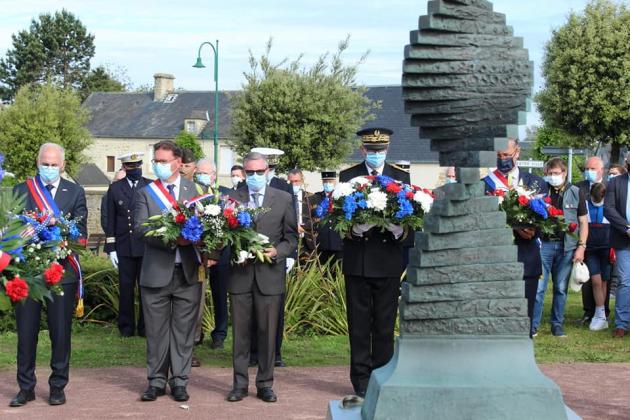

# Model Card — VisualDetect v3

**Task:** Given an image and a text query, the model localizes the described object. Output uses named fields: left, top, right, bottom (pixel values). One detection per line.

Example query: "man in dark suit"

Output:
left=105, top=153, right=150, bottom=337
left=575, top=156, right=610, bottom=323
left=100, top=168, right=126, bottom=232
left=133, top=140, right=206, bottom=402
left=311, top=171, right=344, bottom=265
left=483, top=138, right=547, bottom=334
left=339, top=128, right=409, bottom=398
left=225, top=151, right=297, bottom=404
left=287, top=168, right=317, bottom=254
left=604, top=154, right=630, bottom=338
left=10, top=143, right=88, bottom=407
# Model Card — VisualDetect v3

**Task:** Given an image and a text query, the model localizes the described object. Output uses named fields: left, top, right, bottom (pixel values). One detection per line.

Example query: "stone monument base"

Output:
left=329, top=336, right=577, bottom=420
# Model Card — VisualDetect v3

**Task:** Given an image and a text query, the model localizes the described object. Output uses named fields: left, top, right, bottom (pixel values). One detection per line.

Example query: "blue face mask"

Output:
left=445, top=178, right=457, bottom=184
left=323, top=183, right=335, bottom=193
left=608, top=174, right=618, bottom=181
left=247, top=173, right=267, bottom=192
left=292, top=185, right=301, bottom=194
left=39, top=166, right=60, bottom=183
left=365, top=152, right=386, bottom=169
left=584, top=170, right=598, bottom=183
left=196, top=173, right=212, bottom=186
left=153, top=162, right=173, bottom=181
left=496, top=157, right=515, bottom=174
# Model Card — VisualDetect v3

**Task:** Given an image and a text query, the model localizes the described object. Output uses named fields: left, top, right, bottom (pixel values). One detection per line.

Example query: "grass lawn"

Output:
left=1, top=288, right=629, bottom=371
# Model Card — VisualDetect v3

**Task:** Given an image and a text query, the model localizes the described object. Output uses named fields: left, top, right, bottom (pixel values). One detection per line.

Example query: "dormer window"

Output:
left=186, top=121, right=197, bottom=134
left=163, top=93, right=178, bottom=103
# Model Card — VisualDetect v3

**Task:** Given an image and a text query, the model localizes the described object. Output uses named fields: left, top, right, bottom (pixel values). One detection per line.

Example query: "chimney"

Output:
left=153, top=73, right=175, bottom=101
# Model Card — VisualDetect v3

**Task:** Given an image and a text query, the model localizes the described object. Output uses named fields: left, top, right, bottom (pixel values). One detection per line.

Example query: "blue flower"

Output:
left=395, top=198, right=414, bottom=219
left=68, top=224, right=80, bottom=240
left=357, top=199, right=367, bottom=209
left=182, top=216, right=204, bottom=242
left=7, top=247, right=24, bottom=260
left=237, top=211, right=252, bottom=228
left=315, top=198, right=329, bottom=218
left=375, top=175, right=394, bottom=188
left=529, top=198, right=548, bottom=219
left=39, top=228, right=53, bottom=241
left=49, top=226, right=62, bottom=242
left=343, top=196, right=358, bottom=221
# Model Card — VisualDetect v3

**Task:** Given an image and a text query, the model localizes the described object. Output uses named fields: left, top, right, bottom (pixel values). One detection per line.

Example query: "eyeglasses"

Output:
left=245, top=170, right=266, bottom=176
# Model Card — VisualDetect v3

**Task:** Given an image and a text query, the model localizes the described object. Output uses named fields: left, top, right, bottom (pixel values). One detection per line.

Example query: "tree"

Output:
left=175, top=131, right=204, bottom=160
left=79, top=65, right=128, bottom=101
left=0, top=83, right=92, bottom=180
left=0, top=9, right=95, bottom=98
left=229, top=37, right=377, bottom=172
left=535, top=0, right=630, bottom=162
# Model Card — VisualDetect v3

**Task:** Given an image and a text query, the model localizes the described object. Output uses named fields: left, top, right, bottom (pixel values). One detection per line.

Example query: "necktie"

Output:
left=251, top=193, right=261, bottom=208
left=371, top=170, right=378, bottom=176
left=45, top=184, right=54, bottom=192
left=167, top=184, right=176, bottom=199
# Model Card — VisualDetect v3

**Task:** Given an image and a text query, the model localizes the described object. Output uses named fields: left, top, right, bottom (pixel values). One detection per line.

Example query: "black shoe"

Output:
left=210, top=339, right=224, bottom=349
left=226, top=388, right=248, bottom=402
left=355, top=389, right=366, bottom=398
left=256, top=387, right=277, bottom=403
left=274, top=358, right=286, bottom=367
left=140, top=386, right=166, bottom=401
left=9, top=389, right=35, bottom=407
left=171, top=386, right=189, bottom=402
left=48, top=387, right=66, bottom=405
left=248, top=358, right=258, bottom=367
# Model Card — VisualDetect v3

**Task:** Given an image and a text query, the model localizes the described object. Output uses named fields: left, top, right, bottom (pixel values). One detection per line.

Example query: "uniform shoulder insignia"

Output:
left=391, top=164, right=410, bottom=173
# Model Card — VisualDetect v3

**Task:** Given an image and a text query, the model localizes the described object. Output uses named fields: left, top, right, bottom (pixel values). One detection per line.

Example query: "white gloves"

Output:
left=352, top=223, right=376, bottom=237
left=109, top=251, right=119, bottom=269
left=386, top=223, right=404, bottom=239
left=286, top=257, right=296, bottom=273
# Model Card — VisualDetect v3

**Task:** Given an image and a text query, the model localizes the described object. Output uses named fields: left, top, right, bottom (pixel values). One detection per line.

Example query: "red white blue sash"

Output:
left=484, top=169, right=511, bottom=192
left=184, top=193, right=214, bottom=208
left=146, top=180, right=179, bottom=212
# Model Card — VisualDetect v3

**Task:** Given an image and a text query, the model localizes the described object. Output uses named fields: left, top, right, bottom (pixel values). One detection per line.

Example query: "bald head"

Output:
left=584, top=156, right=604, bottom=183
left=495, top=138, right=520, bottom=174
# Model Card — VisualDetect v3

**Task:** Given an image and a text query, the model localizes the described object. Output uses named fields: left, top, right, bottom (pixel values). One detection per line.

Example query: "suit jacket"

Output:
left=104, top=177, right=150, bottom=257
left=227, top=186, right=298, bottom=295
left=483, top=170, right=547, bottom=279
left=604, top=173, right=630, bottom=250
left=296, top=190, right=317, bottom=251
left=311, top=191, right=344, bottom=252
left=14, top=177, right=88, bottom=285
left=339, top=161, right=411, bottom=184
left=133, top=177, right=201, bottom=288
left=269, top=176, right=293, bottom=195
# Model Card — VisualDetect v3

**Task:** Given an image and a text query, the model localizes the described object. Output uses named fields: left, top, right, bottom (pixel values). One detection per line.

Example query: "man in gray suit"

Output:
left=133, top=140, right=204, bottom=403
left=226, top=152, right=298, bottom=403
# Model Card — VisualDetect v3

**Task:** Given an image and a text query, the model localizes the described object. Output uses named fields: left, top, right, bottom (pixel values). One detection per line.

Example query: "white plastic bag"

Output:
left=569, top=262, right=590, bottom=292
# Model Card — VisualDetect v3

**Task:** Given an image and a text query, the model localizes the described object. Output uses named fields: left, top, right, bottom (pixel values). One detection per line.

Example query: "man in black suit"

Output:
left=287, top=168, right=317, bottom=255
left=100, top=168, right=126, bottom=232
left=483, top=138, right=547, bottom=334
left=575, top=156, right=610, bottom=323
left=339, top=128, right=409, bottom=398
left=10, top=143, right=88, bottom=407
left=105, top=153, right=151, bottom=337
left=225, top=152, right=297, bottom=403
left=604, top=154, right=630, bottom=338
left=311, top=171, right=344, bottom=265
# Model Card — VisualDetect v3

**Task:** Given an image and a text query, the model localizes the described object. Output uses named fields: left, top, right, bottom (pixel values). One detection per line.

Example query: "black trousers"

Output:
left=524, top=276, right=538, bottom=329
left=15, top=282, right=77, bottom=391
left=209, top=263, right=229, bottom=342
left=118, top=256, right=144, bottom=336
left=345, top=275, right=399, bottom=394
left=250, top=293, right=285, bottom=362
left=231, top=285, right=282, bottom=390
left=318, top=250, right=343, bottom=266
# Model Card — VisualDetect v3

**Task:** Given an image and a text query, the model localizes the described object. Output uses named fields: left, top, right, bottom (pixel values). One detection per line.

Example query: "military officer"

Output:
left=339, top=128, right=409, bottom=398
left=105, top=153, right=151, bottom=337
left=311, top=171, right=344, bottom=265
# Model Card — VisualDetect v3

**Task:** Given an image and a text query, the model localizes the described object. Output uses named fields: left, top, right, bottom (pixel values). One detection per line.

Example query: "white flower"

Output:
left=367, top=190, right=388, bottom=212
left=204, top=204, right=221, bottom=216
left=332, top=182, right=354, bottom=199
left=235, top=250, right=254, bottom=264
left=413, top=191, right=434, bottom=212
left=256, top=233, right=270, bottom=244
left=155, top=227, right=167, bottom=234
left=350, top=176, right=369, bottom=186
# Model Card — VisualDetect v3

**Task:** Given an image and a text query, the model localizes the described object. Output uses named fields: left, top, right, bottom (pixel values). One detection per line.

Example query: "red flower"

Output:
left=386, top=183, right=402, bottom=194
left=548, top=206, right=564, bottom=217
left=78, top=238, right=88, bottom=247
left=175, top=213, right=186, bottom=224
left=494, top=189, right=505, bottom=197
left=223, top=208, right=234, bottom=218
left=366, top=176, right=376, bottom=181
left=5, top=276, right=29, bottom=302
left=544, top=196, right=551, bottom=204
left=406, top=191, right=414, bottom=199
left=568, top=222, right=578, bottom=233
left=227, top=216, right=238, bottom=228
left=44, top=262, right=64, bottom=286
left=517, top=195, right=530, bottom=206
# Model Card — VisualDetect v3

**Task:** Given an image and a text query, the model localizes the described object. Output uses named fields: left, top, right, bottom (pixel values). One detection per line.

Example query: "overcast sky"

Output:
left=0, top=0, right=597, bottom=128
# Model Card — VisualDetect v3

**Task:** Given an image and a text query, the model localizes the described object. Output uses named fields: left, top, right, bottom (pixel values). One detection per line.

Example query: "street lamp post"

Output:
left=193, top=40, right=219, bottom=190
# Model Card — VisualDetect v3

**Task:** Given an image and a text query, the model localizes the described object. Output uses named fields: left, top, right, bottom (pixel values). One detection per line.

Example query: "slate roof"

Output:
left=73, top=163, right=110, bottom=186
left=83, top=86, right=438, bottom=163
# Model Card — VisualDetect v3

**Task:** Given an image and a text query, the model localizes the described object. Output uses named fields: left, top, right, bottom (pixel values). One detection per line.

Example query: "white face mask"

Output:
left=592, top=200, right=604, bottom=207
left=231, top=176, right=242, bottom=188
left=545, top=174, right=565, bottom=187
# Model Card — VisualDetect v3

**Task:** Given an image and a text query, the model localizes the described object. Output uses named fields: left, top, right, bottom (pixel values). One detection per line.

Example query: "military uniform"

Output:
left=311, top=171, right=344, bottom=264
left=339, top=128, right=409, bottom=396
left=104, top=153, right=150, bottom=337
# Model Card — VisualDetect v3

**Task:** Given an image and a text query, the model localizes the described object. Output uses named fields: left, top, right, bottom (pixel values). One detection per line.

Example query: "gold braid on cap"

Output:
left=362, top=130, right=390, bottom=143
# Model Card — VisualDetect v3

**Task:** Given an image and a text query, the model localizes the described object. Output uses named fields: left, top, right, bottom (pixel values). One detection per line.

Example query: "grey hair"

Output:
left=243, top=152, right=268, bottom=168
left=196, top=158, right=215, bottom=169
left=38, top=143, right=65, bottom=162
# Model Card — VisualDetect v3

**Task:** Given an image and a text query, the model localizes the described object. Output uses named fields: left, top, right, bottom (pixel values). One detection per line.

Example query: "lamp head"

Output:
left=193, top=56, right=206, bottom=68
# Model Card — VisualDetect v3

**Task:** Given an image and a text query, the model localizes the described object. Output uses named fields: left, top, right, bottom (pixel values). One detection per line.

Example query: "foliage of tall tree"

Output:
left=79, top=65, right=128, bottom=101
left=0, top=83, right=92, bottom=179
left=535, top=0, right=630, bottom=162
left=0, top=9, right=95, bottom=98
left=175, top=131, right=204, bottom=160
left=230, top=37, right=377, bottom=172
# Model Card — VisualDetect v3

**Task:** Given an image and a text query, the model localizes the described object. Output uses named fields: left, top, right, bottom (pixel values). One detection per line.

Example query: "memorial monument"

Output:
left=329, top=0, right=577, bottom=419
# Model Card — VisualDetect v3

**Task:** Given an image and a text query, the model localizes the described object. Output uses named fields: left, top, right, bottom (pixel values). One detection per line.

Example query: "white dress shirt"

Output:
left=44, top=177, right=62, bottom=199
left=365, top=162, right=384, bottom=176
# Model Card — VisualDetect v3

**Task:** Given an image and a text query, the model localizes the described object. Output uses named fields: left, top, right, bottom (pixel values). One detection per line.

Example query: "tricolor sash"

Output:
left=147, top=180, right=179, bottom=212
left=26, top=176, right=85, bottom=316
left=184, top=193, right=214, bottom=208
left=484, top=169, right=511, bottom=192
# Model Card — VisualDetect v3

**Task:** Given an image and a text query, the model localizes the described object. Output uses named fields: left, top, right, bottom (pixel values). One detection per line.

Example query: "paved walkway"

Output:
left=0, top=364, right=628, bottom=419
